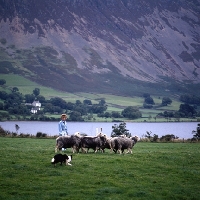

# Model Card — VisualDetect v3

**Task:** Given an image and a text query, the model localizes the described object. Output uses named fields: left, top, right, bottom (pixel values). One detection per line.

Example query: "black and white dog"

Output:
left=51, top=154, right=72, bottom=167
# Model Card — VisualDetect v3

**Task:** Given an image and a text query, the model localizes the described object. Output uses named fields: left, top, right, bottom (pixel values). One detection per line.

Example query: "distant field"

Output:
left=0, top=137, right=200, bottom=200
left=0, top=74, right=78, bottom=100
left=0, top=74, right=190, bottom=121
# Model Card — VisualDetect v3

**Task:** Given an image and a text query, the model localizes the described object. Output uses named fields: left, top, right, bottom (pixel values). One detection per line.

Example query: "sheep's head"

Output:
left=131, top=135, right=140, bottom=143
left=74, top=132, right=81, bottom=137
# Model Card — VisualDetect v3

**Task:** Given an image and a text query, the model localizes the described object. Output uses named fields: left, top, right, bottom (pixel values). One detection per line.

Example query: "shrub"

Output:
left=42, top=133, right=47, bottom=137
left=160, top=134, right=175, bottom=142
left=0, top=126, right=7, bottom=136
left=36, top=132, right=43, bottom=137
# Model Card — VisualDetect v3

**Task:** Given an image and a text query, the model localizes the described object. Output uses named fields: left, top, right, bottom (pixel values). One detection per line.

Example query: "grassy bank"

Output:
left=0, top=137, right=200, bottom=200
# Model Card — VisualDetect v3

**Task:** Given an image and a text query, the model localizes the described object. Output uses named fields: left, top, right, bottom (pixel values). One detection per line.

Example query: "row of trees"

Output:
left=142, top=93, right=200, bottom=109
left=0, top=88, right=107, bottom=121
left=158, top=103, right=200, bottom=119
left=111, top=122, right=200, bottom=141
left=0, top=79, right=199, bottom=121
left=97, top=106, right=142, bottom=119
left=142, top=93, right=200, bottom=119
left=0, top=83, right=142, bottom=121
left=180, top=94, right=200, bottom=105
left=143, top=93, right=172, bottom=108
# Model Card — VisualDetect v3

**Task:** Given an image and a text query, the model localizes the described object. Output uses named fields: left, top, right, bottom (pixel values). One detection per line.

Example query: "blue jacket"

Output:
left=58, top=120, right=68, bottom=136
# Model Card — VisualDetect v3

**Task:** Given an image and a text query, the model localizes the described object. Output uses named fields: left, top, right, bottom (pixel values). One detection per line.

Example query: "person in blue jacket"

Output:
left=58, top=114, right=68, bottom=136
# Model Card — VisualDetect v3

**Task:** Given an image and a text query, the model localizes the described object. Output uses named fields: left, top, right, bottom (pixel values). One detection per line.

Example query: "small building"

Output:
left=31, top=107, right=38, bottom=114
left=31, top=101, right=41, bottom=114
left=32, top=101, right=41, bottom=108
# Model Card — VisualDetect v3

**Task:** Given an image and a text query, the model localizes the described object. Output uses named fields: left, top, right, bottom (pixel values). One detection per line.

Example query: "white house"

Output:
left=31, top=101, right=41, bottom=114
left=32, top=101, right=41, bottom=108
left=31, top=107, right=38, bottom=114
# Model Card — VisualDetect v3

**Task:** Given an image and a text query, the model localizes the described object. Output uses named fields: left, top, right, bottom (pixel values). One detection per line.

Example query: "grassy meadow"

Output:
left=0, top=137, right=200, bottom=200
left=1, top=73, right=195, bottom=123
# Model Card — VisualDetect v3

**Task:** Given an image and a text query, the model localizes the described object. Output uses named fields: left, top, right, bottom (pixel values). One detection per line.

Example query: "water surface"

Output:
left=0, top=121, right=197, bottom=139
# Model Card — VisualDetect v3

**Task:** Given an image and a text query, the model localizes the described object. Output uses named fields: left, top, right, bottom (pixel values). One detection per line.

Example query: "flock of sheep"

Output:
left=55, top=132, right=139, bottom=154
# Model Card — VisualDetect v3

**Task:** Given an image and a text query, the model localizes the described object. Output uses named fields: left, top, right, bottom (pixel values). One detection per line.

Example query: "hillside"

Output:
left=0, top=0, right=200, bottom=96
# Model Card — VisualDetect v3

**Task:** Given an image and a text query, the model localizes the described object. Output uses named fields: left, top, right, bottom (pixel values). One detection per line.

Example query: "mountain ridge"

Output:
left=0, top=0, right=200, bottom=95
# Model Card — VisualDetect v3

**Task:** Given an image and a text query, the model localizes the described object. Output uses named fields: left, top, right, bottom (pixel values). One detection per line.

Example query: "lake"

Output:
left=0, top=121, right=198, bottom=139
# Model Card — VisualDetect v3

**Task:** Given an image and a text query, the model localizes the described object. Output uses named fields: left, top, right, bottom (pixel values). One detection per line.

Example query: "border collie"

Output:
left=51, top=154, right=72, bottom=167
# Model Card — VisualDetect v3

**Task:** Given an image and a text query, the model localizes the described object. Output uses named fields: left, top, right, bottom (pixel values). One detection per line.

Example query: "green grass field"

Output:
left=0, top=74, right=199, bottom=122
left=0, top=137, right=200, bottom=200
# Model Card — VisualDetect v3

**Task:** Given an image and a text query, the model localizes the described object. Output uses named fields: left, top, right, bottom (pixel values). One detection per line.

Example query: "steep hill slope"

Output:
left=0, top=0, right=200, bottom=96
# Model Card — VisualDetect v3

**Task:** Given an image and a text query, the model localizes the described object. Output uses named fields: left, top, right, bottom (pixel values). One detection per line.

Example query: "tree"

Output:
left=121, top=106, right=142, bottom=119
left=0, top=79, right=6, bottom=86
left=25, top=94, right=35, bottom=103
left=180, top=94, right=200, bottom=105
left=66, top=102, right=74, bottom=110
left=36, top=95, right=46, bottom=103
left=144, top=96, right=155, bottom=105
left=43, top=103, right=62, bottom=114
left=33, top=88, right=40, bottom=97
left=162, top=97, right=172, bottom=106
left=83, top=99, right=92, bottom=105
left=0, top=91, right=7, bottom=100
left=163, top=111, right=174, bottom=118
left=145, top=131, right=152, bottom=139
left=7, top=92, right=23, bottom=104
left=192, top=124, right=200, bottom=140
left=111, top=122, right=131, bottom=137
left=50, top=97, right=67, bottom=109
left=12, top=87, right=19, bottom=93
left=104, top=112, right=111, bottom=118
left=73, top=104, right=87, bottom=115
left=111, top=111, right=122, bottom=118
left=99, top=99, right=106, bottom=106
left=75, top=100, right=82, bottom=105
left=69, top=111, right=84, bottom=121
left=89, top=104, right=107, bottom=114
left=0, top=102, right=3, bottom=110
left=178, top=103, right=196, bottom=117
left=8, top=104, right=30, bottom=115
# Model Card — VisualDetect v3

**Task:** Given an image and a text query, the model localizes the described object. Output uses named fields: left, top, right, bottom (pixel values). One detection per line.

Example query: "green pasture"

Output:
left=0, top=74, right=189, bottom=122
left=77, top=92, right=144, bottom=106
left=0, top=137, right=200, bottom=200
left=0, top=74, right=79, bottom=101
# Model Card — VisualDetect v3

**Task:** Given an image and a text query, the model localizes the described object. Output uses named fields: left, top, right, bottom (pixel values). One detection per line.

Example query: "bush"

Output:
left=36, top=132, right=43, bottom=137
left=36, top=132, right=47, bottom=138
left=12, top=132, right=18, bottom=137
left=0, top=126, right=7, bottom=136
left=152, top=134, right=159, bottom=142
left=160, top=134, right=175, bottom=142
left=42, top=133, right=47, bottom=137
left=111, top=122, right=131, bottom=137
left=121, top=106, right=142, bottom=119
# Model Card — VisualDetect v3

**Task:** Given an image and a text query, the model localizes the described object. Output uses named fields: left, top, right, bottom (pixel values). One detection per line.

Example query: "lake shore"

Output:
left=0, top=121, right=198, bottom=139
